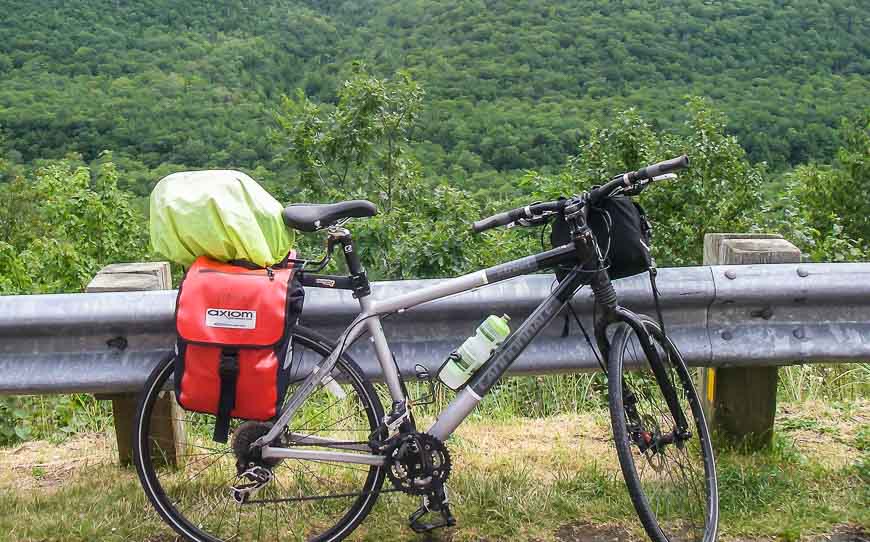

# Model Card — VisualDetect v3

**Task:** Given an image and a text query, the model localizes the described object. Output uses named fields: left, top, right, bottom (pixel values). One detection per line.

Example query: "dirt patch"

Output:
left=813, top=525, right=870, bottom=542
left=0, top=432, right=114, bottom=492
left=556, top=521, right=640, bottom=541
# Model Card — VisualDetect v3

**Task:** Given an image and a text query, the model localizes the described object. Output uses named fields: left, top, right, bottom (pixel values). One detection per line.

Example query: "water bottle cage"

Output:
left=446, top=351, right=467, bottom=371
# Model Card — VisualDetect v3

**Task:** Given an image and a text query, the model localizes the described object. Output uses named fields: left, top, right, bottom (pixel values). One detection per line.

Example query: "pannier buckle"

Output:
left=219, top=349, right=240, bottom=376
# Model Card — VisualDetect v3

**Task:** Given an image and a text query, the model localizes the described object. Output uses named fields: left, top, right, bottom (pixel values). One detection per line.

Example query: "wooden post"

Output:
left=88, top=262, right=185, bottom=467
left=701, top=234, right=801, bottom=449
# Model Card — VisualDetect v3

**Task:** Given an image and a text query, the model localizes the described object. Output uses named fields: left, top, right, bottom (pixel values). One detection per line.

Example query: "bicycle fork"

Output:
left=592, top=271, right=691, bottom=437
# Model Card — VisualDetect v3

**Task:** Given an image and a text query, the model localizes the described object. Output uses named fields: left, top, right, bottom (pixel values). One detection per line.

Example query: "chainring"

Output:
left=385, top=432, right=451, bottom=495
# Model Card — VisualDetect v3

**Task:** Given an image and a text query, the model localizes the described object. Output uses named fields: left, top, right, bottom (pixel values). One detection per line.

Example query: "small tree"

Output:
left=274, top=63, right=424, bottom=211
left=273, top=66, right=497, bottom=279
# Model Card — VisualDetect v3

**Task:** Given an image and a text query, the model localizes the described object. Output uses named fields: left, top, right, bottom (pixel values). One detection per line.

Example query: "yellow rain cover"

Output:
left=149, top=170, right=293, bottom=267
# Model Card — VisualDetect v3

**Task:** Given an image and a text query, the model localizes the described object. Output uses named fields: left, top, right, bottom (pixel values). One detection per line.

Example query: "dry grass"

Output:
left=0, top=432, right=113, bottom=493
left=451, top=412, right=619, bottom=481
left=777, top=399, right=868, bottom=469
left=0, top=400, right=867, bottom=542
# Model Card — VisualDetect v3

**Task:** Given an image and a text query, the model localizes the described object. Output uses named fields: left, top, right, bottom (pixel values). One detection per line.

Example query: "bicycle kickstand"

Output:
left=408, top=484, right=456, bottom=534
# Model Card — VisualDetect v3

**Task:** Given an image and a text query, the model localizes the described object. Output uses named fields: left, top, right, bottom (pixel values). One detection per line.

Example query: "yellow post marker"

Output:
left=706, top=368, right=716, bottom=404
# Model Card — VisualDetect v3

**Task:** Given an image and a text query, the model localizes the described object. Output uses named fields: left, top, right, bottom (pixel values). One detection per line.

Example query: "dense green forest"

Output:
left=0, top=0, right=868, bottom=196
left=0, top=1, right=868, bottom=448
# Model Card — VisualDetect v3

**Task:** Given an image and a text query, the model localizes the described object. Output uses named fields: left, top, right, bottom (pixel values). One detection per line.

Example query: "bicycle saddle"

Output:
left=282, top=200, right=378, bottom=232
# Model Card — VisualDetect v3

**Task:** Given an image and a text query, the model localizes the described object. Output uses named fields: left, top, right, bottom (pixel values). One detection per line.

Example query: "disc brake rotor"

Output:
left=637, top=414, right=665, bottom=471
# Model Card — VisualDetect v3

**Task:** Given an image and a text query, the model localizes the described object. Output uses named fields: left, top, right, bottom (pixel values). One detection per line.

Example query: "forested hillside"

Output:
left=0, top=0, right=867, bottom=195
left=1, top=0, right=868, bottom=295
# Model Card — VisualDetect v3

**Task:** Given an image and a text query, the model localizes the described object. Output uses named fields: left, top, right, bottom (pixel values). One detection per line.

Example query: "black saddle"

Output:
left=282, top=200, right=378, bottom=232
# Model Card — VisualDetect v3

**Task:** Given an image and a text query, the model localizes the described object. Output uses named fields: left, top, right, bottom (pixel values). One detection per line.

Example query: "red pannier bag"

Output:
left=174, top=256, right=304, bottom=442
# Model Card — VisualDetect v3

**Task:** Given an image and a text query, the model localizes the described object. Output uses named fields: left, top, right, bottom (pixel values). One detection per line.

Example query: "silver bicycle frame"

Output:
left=258, top=244, right=582, bottom=465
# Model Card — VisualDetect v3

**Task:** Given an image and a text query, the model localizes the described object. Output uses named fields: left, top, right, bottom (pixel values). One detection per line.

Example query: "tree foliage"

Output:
left=273, top=66, right=507, bottom=279
left=776, top=112, right=870, bottom=261
left=0, top=155, right=147, bottom=294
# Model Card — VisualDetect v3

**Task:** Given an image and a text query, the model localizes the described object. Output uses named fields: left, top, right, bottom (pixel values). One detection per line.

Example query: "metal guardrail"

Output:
left=1, top=263, right=869, bottom=395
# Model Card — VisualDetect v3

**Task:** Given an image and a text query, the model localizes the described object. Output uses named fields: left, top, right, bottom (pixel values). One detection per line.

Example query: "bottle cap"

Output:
left=481, top=314, right=511, bottom=342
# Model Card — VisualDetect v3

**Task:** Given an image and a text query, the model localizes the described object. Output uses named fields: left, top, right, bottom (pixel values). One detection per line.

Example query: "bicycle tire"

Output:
left=134, top=326, right=386, bottom=542
left=607, top=315, right=718, bottom=542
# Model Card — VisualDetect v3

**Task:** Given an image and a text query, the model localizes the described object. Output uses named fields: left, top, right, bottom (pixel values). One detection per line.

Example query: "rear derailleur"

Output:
left=229, top=421, right=281, bottom=504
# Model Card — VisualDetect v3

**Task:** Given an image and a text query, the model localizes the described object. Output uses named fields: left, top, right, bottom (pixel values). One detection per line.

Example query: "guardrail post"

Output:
left=701, top=234, right=801, bottom=449
left=88, top=262, right=184, bottom=467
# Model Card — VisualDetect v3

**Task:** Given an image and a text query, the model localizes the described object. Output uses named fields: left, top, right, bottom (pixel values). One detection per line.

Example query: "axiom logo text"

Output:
left=205, top=308, right=257, bottom=329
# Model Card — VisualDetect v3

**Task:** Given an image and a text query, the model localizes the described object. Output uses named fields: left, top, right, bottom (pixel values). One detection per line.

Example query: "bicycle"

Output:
left=134, top=155, right=718, bottom=542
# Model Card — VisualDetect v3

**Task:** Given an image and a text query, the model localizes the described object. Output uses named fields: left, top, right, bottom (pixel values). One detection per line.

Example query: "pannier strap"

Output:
left=227, top=259, right=263, bottom=270
left=214, top=348, right=240, bottom=443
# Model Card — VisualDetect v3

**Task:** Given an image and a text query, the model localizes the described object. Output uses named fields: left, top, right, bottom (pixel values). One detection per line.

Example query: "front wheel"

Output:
left=133, top=326, right=386, bottom=542
left=607, top=315, right=718, bottom=542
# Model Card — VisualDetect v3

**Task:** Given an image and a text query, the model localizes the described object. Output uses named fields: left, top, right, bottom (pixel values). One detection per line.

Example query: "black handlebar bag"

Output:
left=550, top=195, right=652, bottom=281
left=174, top=256, right=304, bottom=442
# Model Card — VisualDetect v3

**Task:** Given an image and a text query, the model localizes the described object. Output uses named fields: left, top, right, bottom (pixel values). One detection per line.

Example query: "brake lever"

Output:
left=514, top=211, right=557, bottom=228
left=621, top=184, right=645, bottom=197
left=621, top=173, right=679, bottom=197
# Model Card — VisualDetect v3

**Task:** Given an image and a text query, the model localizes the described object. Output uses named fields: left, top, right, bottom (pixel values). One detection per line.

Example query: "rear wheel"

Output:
left=134, top=326, right=386, bottom=542
left=608, top=316, right=718, bottom=542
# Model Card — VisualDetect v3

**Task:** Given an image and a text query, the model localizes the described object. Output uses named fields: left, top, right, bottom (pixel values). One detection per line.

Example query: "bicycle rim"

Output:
left=608, top=317, right=718, bottom=542
left=134, top=328, right=385, bottom=542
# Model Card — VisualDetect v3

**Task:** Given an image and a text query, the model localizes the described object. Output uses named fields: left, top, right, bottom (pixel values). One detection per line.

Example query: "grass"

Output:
left=716, top=437, right=859, bottom=538
left=0, top=364, right=866, bottom=540
left=778, top=363, right=870, bottom=403
left=0, top=394, right=112, bottom=446
left=0, top=395, right=867, bottom=542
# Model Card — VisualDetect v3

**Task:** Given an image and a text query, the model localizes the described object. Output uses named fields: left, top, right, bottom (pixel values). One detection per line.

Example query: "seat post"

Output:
left=328, top=227, right=371, bottom=298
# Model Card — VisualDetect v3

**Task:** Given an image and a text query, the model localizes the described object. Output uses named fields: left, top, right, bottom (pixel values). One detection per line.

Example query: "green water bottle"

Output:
left=438, top=314, right=511, bottom=390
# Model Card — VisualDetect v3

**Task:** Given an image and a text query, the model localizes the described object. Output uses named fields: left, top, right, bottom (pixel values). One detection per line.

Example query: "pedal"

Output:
left=382, top=400, right=411, bottom=435
left=408, top=489, right=456, bottom=533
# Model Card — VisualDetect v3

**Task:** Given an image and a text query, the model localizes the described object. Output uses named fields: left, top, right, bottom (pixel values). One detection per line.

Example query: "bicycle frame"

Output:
left=255, top=229, right=685, bottom=466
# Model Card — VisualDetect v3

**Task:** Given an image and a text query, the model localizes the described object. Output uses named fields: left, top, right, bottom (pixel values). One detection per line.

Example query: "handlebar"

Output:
left=473, top=155, right=689, bottom=233
left=471, top=208, right=524, bottom=233
left=637, top=155, right=689, bottom=181
left=589, top=155, right=689, bottom=204
left=472, top=200, right=566, bottom=233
